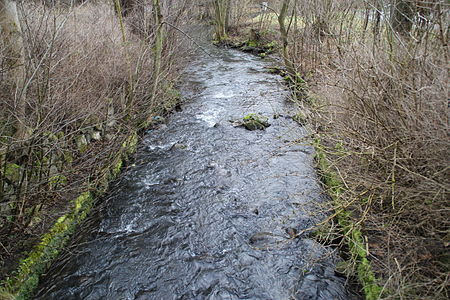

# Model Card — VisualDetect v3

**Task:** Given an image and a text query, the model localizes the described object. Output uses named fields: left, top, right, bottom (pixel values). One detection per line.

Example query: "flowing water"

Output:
left=35, top=37, right=355, bottom=300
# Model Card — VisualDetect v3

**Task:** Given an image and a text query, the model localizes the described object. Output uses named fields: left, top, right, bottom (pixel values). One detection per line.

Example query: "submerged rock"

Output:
left=171, top=143, right=187, bottom=150
left=249, top=232, right=286, bottom=248
left=294, top=256, right=359, bottom=300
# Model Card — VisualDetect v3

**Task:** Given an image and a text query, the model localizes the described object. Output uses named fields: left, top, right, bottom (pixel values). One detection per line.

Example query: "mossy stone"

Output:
left=63, top=151, right=73, bottom=165
left=75, top=135, right=88, bottom=153
left=247, top=40, right=258, bottom=47
left=92, top=131, right=102, bottom=141
left=49, top=175, right=67, bottom=189
left=55, top=132, right=65, bottom=140
left=43, top=132, right=58, bottom=142
left=265, top=41, right=277, bottom=49
left=4, top=163, right=21, bottom=182
left=243, top=113, right=270, bottom=131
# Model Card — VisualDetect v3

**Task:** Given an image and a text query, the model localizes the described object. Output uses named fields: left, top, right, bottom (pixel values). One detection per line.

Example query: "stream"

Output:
left=34, top=36, right=355, bottom=300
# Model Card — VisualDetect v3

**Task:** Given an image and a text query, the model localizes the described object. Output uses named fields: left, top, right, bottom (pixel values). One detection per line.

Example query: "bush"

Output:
left=295, top=1, right=449, bottom=298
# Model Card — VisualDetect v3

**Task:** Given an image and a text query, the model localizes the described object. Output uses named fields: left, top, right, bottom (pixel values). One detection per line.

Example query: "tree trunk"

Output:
left=114, top=0, right=135, bottom=17
left=278, top=0, right=295, bottom=78
left=0, top=0, right=27, bottom=139
left=213, top=0, right=230, bottom=41
left=362, top=2, right=370, bottom=40
left=373, top=0, right=382, bottom=39
left=391, top=0, right=415, bottom=35
left=150, top=0, right=164, bottom=106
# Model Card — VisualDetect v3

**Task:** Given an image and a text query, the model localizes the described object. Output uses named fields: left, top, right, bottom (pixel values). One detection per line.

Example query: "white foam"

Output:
left=195, top=109, right=220, bottom=127
left=212, top=91, right=234, bottom=99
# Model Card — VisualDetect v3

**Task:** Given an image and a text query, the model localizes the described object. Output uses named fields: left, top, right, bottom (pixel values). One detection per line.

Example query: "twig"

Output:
left=162, top=22, right=213, bottom=57
left=0, top=241, right=11, bottom=255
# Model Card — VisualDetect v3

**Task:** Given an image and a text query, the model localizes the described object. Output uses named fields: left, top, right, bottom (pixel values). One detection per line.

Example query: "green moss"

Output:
left=38, top=156, right=50, bottom=169
left=43, top=132, right=58, bottom=142
left=247, top=40, right=258, bottom=47
left=48, top=175, right=67, bottom=189
left=55, top=132, right=65, bottom=140
left=243, top=113, right=254, bottom=121
left=73, top=192, right=92, bottom=213
left=0, top=290, right=15, bottom=300
left=313, top=138, right=383, bottom=300
left=358, top=257, right=383, bottom=299
left=111, top=132, right=137, bottom=178
left=122, top=132, right=138, bottom=156
left=295, top=75, right=306, bottom=85
left=112, top=158, right=123, bottom=178
left=2, top=191, right=93, bottom=299
left=334, top=142, right=347, bottom=156
left=3, top=163, right=21, bottom=182
left=242, top=113, right=270, bottom=131
left=266, top=67, right=281, bottom=74
left=63, top=151, right=73, bottom=165
left=265, top=41, right=277, bottom=48
left=165, top=89, right=182, bottom=110
left=75, top=135, right=88, bottom=153
left=0, top=130, right=140, bottom=299
left=262, top=41, right=277, bottom=54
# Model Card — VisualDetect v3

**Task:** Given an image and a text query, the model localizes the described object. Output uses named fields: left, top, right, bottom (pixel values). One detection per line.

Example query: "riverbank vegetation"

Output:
left=0, top=0, right=195, bottom=296
left=1, top=0, right=448, bottom=299
left=208, top=0, right=449, bottom=299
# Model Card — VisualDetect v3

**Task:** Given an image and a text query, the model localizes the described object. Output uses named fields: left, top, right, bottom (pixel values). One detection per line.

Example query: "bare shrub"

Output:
left=292, top=0, right=450, bottom=298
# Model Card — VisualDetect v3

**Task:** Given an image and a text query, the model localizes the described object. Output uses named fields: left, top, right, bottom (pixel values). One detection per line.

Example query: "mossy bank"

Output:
left=0, top=132, right=138, bottom=300
left=314, top=139, right=383, bottom=300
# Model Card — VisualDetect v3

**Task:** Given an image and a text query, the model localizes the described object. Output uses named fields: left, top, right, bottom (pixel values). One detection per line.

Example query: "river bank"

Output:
left=0, top=2, right=192, bottom=299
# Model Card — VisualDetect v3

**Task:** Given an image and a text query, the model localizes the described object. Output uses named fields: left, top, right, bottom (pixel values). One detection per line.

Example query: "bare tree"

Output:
left=114, top=0, right=136, bottom=17
left=0, top=0, right=27, bottom=139
left=278, top=0, right=296, bottom=78
left=212, top=0, right=230, bottom=41
left=150, top=0, right=164, bottom=106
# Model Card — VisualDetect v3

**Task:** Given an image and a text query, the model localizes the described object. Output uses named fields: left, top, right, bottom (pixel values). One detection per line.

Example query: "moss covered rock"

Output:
left=75, top=135, right=88, bottom=153
left=4, top=163, right=22, bottom=182
left=243, top=113, right=270, bottom=131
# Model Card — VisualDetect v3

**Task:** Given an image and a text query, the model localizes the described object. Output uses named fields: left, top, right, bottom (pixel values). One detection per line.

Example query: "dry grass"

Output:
left=0, top=2, right=135, bottom=274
